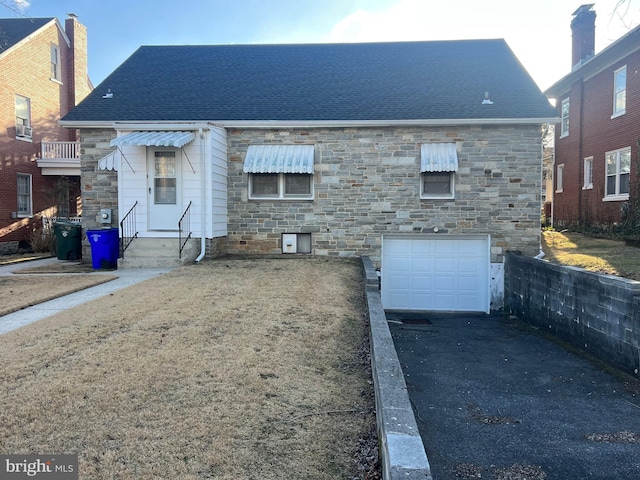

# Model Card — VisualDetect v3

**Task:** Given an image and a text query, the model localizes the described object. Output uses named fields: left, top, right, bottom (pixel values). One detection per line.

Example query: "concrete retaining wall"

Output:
left=505, top=251, right=640, bottom=376
left=362, top=257, right=432, bottom=480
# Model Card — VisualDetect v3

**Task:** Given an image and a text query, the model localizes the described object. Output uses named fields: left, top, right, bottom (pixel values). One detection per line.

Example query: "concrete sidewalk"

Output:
left=0, top=258, right=172, bottom=335
left=388, top=312, right=640, bottom=480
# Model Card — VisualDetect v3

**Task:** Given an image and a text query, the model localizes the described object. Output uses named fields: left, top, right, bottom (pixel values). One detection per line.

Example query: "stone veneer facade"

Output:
left=226, top=126, right=543, bottom=265
left=79, top=128, right=118, bottom=259
left=79, top=125, right=544, bottom=265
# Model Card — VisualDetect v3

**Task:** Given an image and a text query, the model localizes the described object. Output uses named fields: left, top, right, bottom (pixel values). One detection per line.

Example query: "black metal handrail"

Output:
left=120, top=202, right=138, bottom=257
left=178, top=201, right=192, bottom=259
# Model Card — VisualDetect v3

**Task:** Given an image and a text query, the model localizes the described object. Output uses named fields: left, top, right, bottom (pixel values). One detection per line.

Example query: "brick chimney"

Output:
left=65, top=13, right=91, bottom=108
left=571, top=4, right=596, bottom=69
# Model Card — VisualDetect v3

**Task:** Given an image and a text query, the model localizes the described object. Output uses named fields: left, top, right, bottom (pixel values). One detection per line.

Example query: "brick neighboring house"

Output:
left=545, top=4, right=640, bottom=228
left=61, top=40, right=557, bottom=313
left=0, top=15, right=91, bottom=252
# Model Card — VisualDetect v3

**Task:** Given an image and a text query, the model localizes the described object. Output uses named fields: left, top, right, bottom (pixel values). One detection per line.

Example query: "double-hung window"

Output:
left=15, top=95, right=32, bottom=140
left=17, top=174, right=33, bottom=217
left=560, top=98, right=570, bottom=137
left=604, top=147, right=630, bottom=200
left=50, top=44, right=61, bottom=82
left=420, top=143, right=458, bottom=199
left=244, top=145, right=314, bottom=200
left=613, top=66, right=626, bottom=117
left=583, top=157, right=593, bottom=190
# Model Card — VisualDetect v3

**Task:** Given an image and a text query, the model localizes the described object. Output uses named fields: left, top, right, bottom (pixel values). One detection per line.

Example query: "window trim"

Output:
left=420, top=171, right=455, bottom=200
left=603, top=147, right=631, bottom=201
left=50, top=44, right=62, bottom=83
left=248, top=172, right=314, bottom=200
left=612, top=65, right=626, bottom=118
left=17, top=173, right=33, bottom=218
left=556, top=164, right=564, bottom=193
left=582, top=157, right=593, bottom=190
left=560, top=98, right=570, bottom=138
left=15, top=95, right=32, bottom=141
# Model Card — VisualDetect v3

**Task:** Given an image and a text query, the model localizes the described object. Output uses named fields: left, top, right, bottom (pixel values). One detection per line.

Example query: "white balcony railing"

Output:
left=38, top=141, right=81, bottom=175
left=41, top=141, right=81, bottom=160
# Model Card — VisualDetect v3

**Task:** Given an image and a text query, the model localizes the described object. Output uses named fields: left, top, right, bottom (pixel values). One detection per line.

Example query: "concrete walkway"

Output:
left=0, top=258, right=172, bottom=335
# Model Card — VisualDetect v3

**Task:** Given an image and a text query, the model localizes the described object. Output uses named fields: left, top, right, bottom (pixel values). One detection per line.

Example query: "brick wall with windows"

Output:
left=552, top=49, right=640, bottom=227
left=226, top=125, right=543, bottom=264
left=0, top=18, right=86, bottom=246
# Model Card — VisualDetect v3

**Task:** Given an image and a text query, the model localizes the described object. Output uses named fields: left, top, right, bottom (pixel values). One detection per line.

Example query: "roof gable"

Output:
left=63, top=40, right=557, bottom=124
left=0, top=17, right=56, bottom=54
left=545, top=24, right=640, bottom=97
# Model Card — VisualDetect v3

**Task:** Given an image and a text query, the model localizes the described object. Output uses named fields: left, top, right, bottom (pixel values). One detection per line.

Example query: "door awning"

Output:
left=110, top=131, right=196, bottom=148
left=420, top=143, right=459, bottom=172
left=243, top=145, right=315, bottom=173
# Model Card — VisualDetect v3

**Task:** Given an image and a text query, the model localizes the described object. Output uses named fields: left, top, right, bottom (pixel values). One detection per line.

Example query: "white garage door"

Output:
left=382, top=236, right=489, bottom=313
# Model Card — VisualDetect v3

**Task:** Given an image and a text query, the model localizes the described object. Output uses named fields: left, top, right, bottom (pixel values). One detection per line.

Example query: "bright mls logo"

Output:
left=1, top=455, right=78, bottom=479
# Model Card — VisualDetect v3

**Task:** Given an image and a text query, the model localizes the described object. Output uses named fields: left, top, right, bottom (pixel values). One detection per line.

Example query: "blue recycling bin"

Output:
left=86, top=228, right=119, bottom=269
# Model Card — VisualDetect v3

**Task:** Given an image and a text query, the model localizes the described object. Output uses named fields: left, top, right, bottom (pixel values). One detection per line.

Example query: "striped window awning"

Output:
left=243, top=145, right=314, bottom=174
left=98, top=150, right=119, bottom=171
left=420, top=143, right=459, bottom=172
left=110, top=131, right=195, bottom=148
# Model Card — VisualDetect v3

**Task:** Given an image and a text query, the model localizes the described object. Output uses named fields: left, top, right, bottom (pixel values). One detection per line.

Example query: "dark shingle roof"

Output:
left=0, top=18, right=54, bottom=52
left=63, top=40, right=557, bottom=123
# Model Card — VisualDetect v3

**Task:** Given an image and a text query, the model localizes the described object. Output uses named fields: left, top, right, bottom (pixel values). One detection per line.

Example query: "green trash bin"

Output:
left=54, top=222, right=82, bottom=260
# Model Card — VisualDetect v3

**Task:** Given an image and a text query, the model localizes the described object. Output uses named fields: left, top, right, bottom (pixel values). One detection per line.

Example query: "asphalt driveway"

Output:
left=388, top=312, right=640, bottom=480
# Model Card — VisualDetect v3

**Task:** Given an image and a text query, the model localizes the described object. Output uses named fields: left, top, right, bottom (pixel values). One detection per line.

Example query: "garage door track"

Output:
left=388, top=312, right=640, bottom=480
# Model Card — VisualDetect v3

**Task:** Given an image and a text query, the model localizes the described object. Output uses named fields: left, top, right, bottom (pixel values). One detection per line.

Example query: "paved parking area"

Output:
left=388, top=312, right=640, bottom=480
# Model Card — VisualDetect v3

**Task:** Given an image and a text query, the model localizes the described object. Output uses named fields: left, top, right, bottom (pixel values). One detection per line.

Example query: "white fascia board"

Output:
left=61, top=117, right=560, bottom=129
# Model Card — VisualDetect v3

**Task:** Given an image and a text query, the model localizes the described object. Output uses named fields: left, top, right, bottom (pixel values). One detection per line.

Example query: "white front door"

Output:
left=148, top=149, right=182, bottom=230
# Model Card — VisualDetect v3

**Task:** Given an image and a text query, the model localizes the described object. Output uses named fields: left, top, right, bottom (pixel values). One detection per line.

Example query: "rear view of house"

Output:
left=61, top=39, right=557, bottom=312
left=545, top=5, right=640, bottom=228
left=0, top=14, right=92, bottom=253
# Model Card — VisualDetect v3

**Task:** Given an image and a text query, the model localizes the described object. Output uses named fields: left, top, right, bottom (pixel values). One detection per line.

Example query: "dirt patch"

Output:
left=13, top=262, right=101, bottom=274
left=466, top=403, right=520, bottom=425
left=0, top=275, right=117, bottom=316
left=0, top=257, right=378, bottom=479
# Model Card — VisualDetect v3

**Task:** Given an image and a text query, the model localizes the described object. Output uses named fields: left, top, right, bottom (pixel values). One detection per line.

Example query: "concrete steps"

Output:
left=118, top=237, right=200, bottom=268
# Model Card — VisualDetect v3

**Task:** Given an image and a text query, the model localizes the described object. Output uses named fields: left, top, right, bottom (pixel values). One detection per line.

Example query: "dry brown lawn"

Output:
left=0, top=274, right=117, bottom=316
left=0, top=257, right=376, bottom=479
left=542, top=231, right=640, bottom=281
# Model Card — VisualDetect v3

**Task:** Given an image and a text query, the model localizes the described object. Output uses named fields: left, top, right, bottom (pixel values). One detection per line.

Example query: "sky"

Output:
left=5, top=0, right=640, bottom=91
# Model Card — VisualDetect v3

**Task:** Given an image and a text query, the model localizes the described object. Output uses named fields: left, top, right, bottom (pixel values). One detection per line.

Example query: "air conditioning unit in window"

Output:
left=16, top=125, right=32, bottom=137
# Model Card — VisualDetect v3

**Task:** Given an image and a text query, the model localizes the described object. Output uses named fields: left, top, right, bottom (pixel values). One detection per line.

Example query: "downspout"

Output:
left=195, top=127, right=207, bottom=262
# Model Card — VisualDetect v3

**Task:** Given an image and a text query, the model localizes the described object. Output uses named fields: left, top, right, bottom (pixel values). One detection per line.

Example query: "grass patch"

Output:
left=0, top=275, right=117, bottom=316
left=0, top=257, right=376, bottom=479
left=542, top=231, right=640, bottom=281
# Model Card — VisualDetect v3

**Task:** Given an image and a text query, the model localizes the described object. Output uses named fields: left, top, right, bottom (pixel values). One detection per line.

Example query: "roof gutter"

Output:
left=60, top=117, right=560, bottom=129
